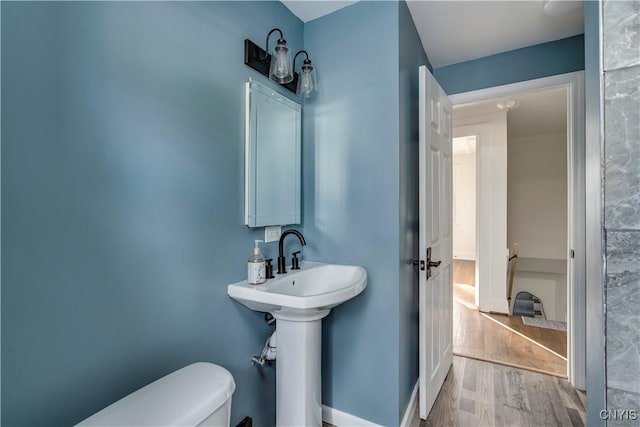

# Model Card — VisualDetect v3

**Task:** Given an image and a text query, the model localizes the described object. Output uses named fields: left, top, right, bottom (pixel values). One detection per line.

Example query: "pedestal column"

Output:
left=273, top=310, right=329, bottom=427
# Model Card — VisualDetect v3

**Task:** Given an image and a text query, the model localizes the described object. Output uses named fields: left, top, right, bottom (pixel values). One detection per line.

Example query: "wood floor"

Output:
left=485, top=313, right=567, bottom=359
left=452, top=260, right=567, bottom=378
left=411, top=356, right=586, bottom=426
left=330, top=356, right=585, bottom=427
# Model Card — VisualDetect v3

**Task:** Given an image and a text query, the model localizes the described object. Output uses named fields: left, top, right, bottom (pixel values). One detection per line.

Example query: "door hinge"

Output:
left=570, top=249, right=575, bottom=259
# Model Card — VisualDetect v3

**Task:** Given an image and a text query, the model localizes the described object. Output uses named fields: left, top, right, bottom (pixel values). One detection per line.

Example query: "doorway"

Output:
left=450, top=88, right=569, bottom=378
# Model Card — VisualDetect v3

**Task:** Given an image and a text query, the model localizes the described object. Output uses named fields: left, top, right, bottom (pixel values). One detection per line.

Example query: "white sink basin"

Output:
left=227, top=261, right=367, bottom=316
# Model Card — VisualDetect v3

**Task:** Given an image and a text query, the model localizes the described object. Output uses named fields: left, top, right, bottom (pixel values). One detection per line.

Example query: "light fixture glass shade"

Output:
left=269, top=39, right=293, bottom=84
left=297, top=60, right=317, bottom=98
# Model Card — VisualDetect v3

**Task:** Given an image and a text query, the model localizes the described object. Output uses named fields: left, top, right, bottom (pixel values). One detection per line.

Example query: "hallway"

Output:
left=452, top=260, right=567, bottom=378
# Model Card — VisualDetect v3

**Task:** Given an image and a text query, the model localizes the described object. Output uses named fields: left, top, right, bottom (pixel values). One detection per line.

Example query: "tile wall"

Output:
left=602, top=1, right=640, bottom=423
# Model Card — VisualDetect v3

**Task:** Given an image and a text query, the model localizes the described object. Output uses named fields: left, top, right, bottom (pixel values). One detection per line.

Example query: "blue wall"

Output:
left=302, top=2, right=401, bottom=425
left=397, top=0, right=428, bottom=420
left=1, top=2, right=302, bottom=425
left=434, top=34, right=585, bottom=95
left=302, top=1, right=430, bottom=424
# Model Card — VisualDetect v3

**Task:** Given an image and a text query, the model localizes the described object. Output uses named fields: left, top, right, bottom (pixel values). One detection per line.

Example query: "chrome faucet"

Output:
left=277, top=229, right=306, bottom=274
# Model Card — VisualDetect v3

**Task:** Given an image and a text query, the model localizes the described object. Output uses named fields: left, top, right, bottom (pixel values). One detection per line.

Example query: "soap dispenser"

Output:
left=248, top=240, right=266, bottom=285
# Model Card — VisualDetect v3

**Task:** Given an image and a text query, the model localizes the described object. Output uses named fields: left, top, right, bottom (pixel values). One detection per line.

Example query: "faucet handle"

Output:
left=291, top=251, right=301, bottom=270
left=265, top=259, right=274, bottom=279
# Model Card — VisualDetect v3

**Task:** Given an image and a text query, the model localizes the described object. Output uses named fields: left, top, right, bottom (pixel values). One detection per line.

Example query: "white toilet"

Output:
left=76, top=362, right=235, bottom=427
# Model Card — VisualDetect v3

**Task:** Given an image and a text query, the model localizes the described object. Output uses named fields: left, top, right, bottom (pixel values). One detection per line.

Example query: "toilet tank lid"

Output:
left=76, top=362, right=235, bottom=426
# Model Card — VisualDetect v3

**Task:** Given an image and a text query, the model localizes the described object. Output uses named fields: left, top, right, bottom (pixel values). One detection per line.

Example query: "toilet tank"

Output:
left=76, top=362, right=235, bottom=427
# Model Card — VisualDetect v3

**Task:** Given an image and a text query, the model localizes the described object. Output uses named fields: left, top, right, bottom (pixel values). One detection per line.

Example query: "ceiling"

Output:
left=280, top=0, right=584, bottom=68
left=454, top=87, right=568, bottom=138
left=280, top=1, right=574, bottom=139
left=281, top=1, right=357, bottom=22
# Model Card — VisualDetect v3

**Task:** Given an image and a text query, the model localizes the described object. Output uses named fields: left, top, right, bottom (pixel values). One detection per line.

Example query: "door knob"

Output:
left=412, top=259, right=426, bottom=271
left=427, top=260, right=442, bottom=268
left=426, top=247, right=441, bottom=279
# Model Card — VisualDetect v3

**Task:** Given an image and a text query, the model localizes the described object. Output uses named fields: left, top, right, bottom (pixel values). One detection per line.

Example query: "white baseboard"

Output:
left=400, top=381, right=419, bottom=427
left=483, top=297, right=509, bottom=314
left=321, top=382, right=417, bottom=427
left=453, top=252, right=476, bottom=261
left=322, top=405, right=381, bottom=427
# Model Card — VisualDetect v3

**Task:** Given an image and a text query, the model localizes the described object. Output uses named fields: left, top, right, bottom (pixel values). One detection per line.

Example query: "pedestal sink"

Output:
left=228, top=261, right=367, bottom=427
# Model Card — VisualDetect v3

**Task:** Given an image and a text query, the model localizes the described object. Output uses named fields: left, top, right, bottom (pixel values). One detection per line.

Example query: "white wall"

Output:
left=508, top=132, right=567, bottom=260
left=511, top=273, right=567, bottom=321
left=507, top=131, right=568, bottom=321
left=453, top=151, right=476, bottom=260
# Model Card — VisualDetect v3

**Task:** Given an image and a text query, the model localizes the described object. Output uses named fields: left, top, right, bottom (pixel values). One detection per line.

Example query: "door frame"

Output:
left=449, top=71, right=586, bottom=389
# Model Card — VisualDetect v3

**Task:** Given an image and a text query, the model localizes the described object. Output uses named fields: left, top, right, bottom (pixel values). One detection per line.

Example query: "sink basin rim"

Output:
left=227, top=261, right=367, bottom=312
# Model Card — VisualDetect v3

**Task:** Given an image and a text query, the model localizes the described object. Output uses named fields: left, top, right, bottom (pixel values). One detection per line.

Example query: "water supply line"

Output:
left=251, top=331, right=277, bottom=367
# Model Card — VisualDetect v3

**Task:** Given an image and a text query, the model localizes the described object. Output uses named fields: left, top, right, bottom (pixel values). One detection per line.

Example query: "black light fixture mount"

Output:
left=244, top=28, right=298, bottom=93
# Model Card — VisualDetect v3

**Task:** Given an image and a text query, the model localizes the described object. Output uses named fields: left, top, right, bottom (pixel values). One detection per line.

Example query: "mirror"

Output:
left=245, top=80, right=301, bottom=227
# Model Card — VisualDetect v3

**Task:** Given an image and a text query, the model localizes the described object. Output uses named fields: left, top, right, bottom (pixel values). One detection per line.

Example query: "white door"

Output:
left=418, top=65, right=453, bottom=419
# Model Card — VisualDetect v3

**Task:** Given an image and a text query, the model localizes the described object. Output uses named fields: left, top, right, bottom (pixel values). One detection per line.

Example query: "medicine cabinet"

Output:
left=245, top=80, right=301, bottom=227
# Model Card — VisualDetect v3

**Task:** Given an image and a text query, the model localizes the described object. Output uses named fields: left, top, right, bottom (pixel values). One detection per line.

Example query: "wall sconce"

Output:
left=266, top=29, right=293, bottom=84
left=244, top=29, right=317, bottom=97
left=245, top=28, right=295, bottom=92
left=293, top=50, right=317, bottom=98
